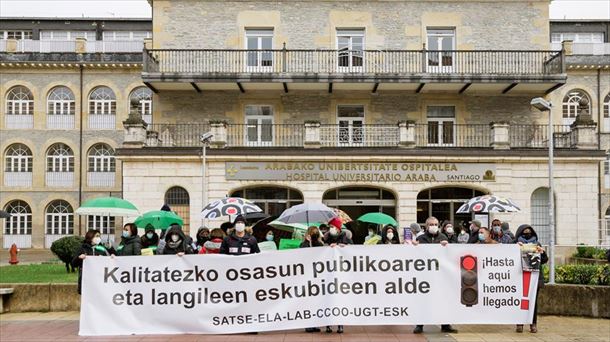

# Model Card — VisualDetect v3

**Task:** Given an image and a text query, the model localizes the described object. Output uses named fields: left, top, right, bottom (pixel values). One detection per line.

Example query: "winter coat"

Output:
left=71, top=242, right=110, bottom=294
left=323, top=231, right=352, bottom=245
left=199, top=238, right=223, bottom=254
left=494, top=233, right=513, bottom=244
left=515, top=224, right=549, bottom=288
left=300, top=238, right=324, bottom=248
left=457, top=232, right=470, bottom=244
left=116, top=235, right=142, bottom=256
left=378, top=226, right=400, bottom=245
left=444, top=233, right=458, bottom=244
left=194, top=227, right=210, bottom=252
left=219, top=233, right=260, bottom=255
left=158, top=226, right=195, bottom=255
left=467, top=230, right=481, bottom=244
left=417, top=231, right=448, bottom=244
left=141, top=232, right=159, bottom=249
left=501, top=222, right=515, bottom=242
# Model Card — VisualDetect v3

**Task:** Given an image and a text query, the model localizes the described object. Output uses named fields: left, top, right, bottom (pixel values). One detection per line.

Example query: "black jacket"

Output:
left=220, top=233, right=260, bottom=255
left=116, top=235, right=142, bottom=256
left=467, top=229, right=481, bottom=244
left=417, top=231, right=448, bottom=244
left=378, top=225, right=400, bottom=245
left=141, top=232, right=159, bottom=249
left=71, top=242, right=110, bottom=294
left=158, top=226, right=195, bottom=255
left=515, top=224, right=549, bottom=288
left=445, top=233, right=458, bottom=244
left=300, top=238, right=324, bottom=248
left=323, top=231, right=352, bottom=245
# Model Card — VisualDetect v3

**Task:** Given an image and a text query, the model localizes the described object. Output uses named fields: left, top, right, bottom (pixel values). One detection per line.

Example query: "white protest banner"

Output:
left=79, top=244, right=539, bottom=336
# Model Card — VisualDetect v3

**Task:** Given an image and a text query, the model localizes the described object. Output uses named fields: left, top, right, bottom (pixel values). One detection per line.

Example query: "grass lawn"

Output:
left=0, top=263, right=77, bottom=283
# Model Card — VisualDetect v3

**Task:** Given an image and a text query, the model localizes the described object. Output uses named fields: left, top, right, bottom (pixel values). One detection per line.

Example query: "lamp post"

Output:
left=200, top=132, right=213, bottom=229
left=530, top=97, right=555, bottom=284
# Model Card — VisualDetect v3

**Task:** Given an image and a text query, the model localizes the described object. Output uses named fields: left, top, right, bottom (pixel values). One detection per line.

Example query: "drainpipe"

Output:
left=78, top=64, right=84, bottom=236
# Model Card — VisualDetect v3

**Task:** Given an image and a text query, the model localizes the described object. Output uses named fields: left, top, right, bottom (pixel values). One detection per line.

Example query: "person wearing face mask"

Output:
left=299, top=226, right=324, bottom=333
left=200, top=228, right=225, bottom=254
left=158, top=224, right=195, bottom=255
left=457, top=224, right=470, bottom=244
left=116, top=223, right=142, bottom=256
left=364, top=225, right=381, bottom=245
left=219, top=216, right=260, bottom=255
left=71, top=229, right=110, bottom=294
left=265, top=230, right=275, bottom=242
left=514, top=224, right=548, bottom=334
left=323, top=217, right=352, bottom=247
left=378, top=225, right=400, bottom=244
left=194, top=227, right=210, bottom=252
left=490, top=220, right=512, bottom=244
left=413, top=217, right=456, bottom=334
left=441, top=221, right=458, bottom=244
left=467, top=220, right=483, bottom=244
left=141, top=225, right=160, bottom=250
left=476, top=227, right=498, bottom=244
left=501, top=222, right=515, bottom=242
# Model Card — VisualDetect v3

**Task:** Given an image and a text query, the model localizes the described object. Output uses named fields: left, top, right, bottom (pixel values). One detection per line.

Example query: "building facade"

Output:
left=0, top=18, right=151, bottom=248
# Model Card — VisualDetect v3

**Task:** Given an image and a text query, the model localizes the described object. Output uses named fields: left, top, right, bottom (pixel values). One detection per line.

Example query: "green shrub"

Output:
left=50, top=235, right=84, bottom=273
left=556, top=264, right=607, bottom=285
left=574, top=246, right=608, bottom=260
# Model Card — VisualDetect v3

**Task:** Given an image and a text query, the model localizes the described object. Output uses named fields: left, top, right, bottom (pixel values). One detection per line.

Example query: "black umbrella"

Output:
left=160, top=204, right=172, bottom=212
left=241, top=212, right=270, bottom=225
left=0, top=210, right=10, bottom=219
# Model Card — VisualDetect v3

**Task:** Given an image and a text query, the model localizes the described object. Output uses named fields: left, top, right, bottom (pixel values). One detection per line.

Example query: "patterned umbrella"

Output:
left=456, top=195, right=521, bottom=213
left=201, top=197, right=263, bottom=219
left=332, top=208, right=352, bottom=224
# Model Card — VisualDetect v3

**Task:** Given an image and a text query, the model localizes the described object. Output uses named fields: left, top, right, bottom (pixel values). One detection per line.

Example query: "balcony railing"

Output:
left=142, top=123, right=585, bottom=149
left=46, top=171, right=74, bottom=187
left=3, top=39, right=145, bottom=53
left=144, top=49, right=564, bottom=76
left=87, top=172, right=115, bottom=187
left=551, top=42, right=610, bottom=55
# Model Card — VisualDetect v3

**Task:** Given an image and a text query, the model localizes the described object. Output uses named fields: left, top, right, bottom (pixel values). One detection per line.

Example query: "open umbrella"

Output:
left=240, top=212, right=270, bottom=225
left=456, top=195, right=521, bottom=213
left=0, top=210, right=10, bottom=219
left=75, top=197, right=139, bottom=217
left=134, top=210, right=183, bottom=230
left=201, top=197, right=263, bottom=219
left=357, top=212, right=397, bottom=226
left=268, top=220, right=310, bottom=233
left=277, top=203, right=335, bottom=226
left=332, top=208, right=352, bottom=224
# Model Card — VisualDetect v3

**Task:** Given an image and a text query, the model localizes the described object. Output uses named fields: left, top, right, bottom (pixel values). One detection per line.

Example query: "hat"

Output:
left=469, top=220, right=482, bottom=228
left=328, top=217, right=342, bottom=230
left=234, top=215, right=246, bottom=224
left=409, top=223, right=421, bottom=233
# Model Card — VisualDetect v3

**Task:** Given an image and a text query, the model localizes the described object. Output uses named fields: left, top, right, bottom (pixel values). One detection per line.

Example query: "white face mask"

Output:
left=235, top=223, right=246, bottom=232
left=428, top=225, right=439, bottom=235
left=368, top=231, right=375, bottom=237
left=446, top=227, right=454, bottom=235
left=92, top=237, right=101, bottom=245
left=329, top=227, right=338, bottom=236
left=171, top=234, right=180, bottom=242
left=386, top=232, right=394, bottom=240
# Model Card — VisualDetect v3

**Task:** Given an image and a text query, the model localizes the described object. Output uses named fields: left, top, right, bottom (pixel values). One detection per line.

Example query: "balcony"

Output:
left=142, top=49, right=565, bottom=94
left=139, top=122, right=591, bottom=150
left=0, top=39, right=145, bottom=53
left=551, top=42, right=610, bottom=55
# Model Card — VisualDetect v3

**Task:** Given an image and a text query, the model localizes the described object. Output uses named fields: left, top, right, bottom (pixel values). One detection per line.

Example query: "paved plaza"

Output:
left=1, top=313, right=608, bottom=342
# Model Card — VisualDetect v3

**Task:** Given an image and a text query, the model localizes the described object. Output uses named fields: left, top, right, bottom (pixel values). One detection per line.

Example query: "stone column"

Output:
left=304, top=121, right=321, bottom=148
left=143, top=38, right=153, bottom=50
left=570, top=120, right=598, bottom=150
left=562, top=40, right=573, bottom=56
left=399, top=121, right=416, bottom=148
left=6, top=38, right=18, bottom=53
left=210, top=122, right=227, bottom=148
left=75, top=37, right=87, bottom=53
left=122, top=99, right=148, bottom=148
left=490, top=122, right=510, bottom=150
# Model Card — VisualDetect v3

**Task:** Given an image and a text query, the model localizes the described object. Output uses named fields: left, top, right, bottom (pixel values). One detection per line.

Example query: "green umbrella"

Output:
left=268, top=220, right=310, bottom=233
left=134, top=210, right=183, bottom=230
left=75, top=197, right=139, bottom=217
left=357, top=212, right=397, bottom=226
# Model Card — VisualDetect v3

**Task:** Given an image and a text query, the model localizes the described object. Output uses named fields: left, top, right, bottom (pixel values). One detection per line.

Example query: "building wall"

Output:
left=0, top=66, right=146, bottom=248
left=153, top=0, right=550, bottom=50
left=122, top=156, right=600, bottom=246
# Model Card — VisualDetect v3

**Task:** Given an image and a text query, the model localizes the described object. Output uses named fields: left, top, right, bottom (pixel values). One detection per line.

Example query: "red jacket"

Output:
left=199, top=238, right=222, bottom=254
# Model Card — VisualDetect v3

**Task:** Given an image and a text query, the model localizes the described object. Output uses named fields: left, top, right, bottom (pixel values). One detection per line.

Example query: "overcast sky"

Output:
left=0, top=0, right=609, bottom=20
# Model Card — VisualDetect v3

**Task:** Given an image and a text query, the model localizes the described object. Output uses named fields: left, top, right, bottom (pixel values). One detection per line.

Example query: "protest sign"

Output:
left=80, top=244, right=538, bottom=336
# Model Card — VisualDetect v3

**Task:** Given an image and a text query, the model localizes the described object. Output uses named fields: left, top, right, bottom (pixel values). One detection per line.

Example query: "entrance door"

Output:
left=417, top=187, right=487, bottom=231
left=337, top=105, right=365, bottom=146
left=337, top=29, right=364, bottom=72
left=246, top=29, right=273, bottom=72
left=427, top=29, right=455, bottom=73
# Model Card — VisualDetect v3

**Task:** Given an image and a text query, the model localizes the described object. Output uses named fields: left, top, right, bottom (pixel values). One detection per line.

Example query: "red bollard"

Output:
left=9, top=243, right=19, bottom=265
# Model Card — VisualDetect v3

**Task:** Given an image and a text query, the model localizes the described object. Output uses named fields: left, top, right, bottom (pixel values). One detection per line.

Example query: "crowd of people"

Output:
left=72, top=214, right=547, bottom=335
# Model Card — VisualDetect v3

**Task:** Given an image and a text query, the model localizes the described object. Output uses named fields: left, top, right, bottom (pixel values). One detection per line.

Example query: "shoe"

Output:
left=530, top=324, right=537, bottom=333
left=413, top=326, right=423, bottom=334
left=305, top=328, right=316, bottom=333
left=337, top=326, right=344, bottom=334
left=516, top=325, right=523, bottom=333
left=326, top=326, right=332, bottom=333
left=441, top=325, right=458, bottom=333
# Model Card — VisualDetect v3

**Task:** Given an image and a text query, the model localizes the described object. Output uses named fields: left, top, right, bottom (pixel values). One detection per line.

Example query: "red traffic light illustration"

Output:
left=460, top=255, right=478, bottom=307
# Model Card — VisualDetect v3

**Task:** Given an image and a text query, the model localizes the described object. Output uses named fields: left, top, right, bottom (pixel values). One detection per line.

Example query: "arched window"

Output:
left=45, top=200, right=74, bottom=235
left=531, top=187, right=554, bottom=245
left=88, top=144, right=115, bottom=172
left=562, top=90, right=591, bottom=124
left=129, top=87, right=152, bottom=123
left=47, top=86, right=75, bottom=115
left=4, top=200, right=32, bottom=235
left=231, top=186, right=303, bottom=217
left=89, top=86, right=116, bottom=115
left=47, top=143, right=74, bottom=172
left=603, top=93, right=610, bottom=132
left=6, top=86, right=33, bottom=115
left=165, top=187, right=190, bottom=234
left=5, top=144, right=32, bottom=172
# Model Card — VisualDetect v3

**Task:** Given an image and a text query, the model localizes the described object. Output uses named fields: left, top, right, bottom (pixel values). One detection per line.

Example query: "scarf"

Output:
left=517, top=236, right=537, bottom=244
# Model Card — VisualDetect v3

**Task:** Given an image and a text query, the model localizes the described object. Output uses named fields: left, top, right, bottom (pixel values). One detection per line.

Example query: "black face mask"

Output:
left=197, top=236, right=209, bottom=244
left=522, top=233, right=533, bottom=239
left=311, top=233, right=320, bottom=241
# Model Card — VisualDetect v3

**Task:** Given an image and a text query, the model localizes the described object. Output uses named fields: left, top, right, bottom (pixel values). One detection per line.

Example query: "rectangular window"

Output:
left=245, top=29, right=274, bottom=70
left=87, top=216, right=115, bottom=235
left=605, top=154, right=610, bottom=189
left=103, top=31, right=151, bottom=40
left=551, top=32, right=604, bottom=43
left=245, top=105, right=274, bottom=146
left=336, top=29, right=364, bottom=70
left=427, top=106, right=455, bottom=146
left=427, top=28, right=455, bottom=71
left=1, top=30, right=33, bottom=40
left=40, top=31, right=95, bottom=40
left=337, top=105, right=365, bottom=145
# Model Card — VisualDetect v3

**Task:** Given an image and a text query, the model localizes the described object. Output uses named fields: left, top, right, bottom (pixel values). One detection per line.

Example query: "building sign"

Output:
left=226, top=162, right=496, bottom=182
